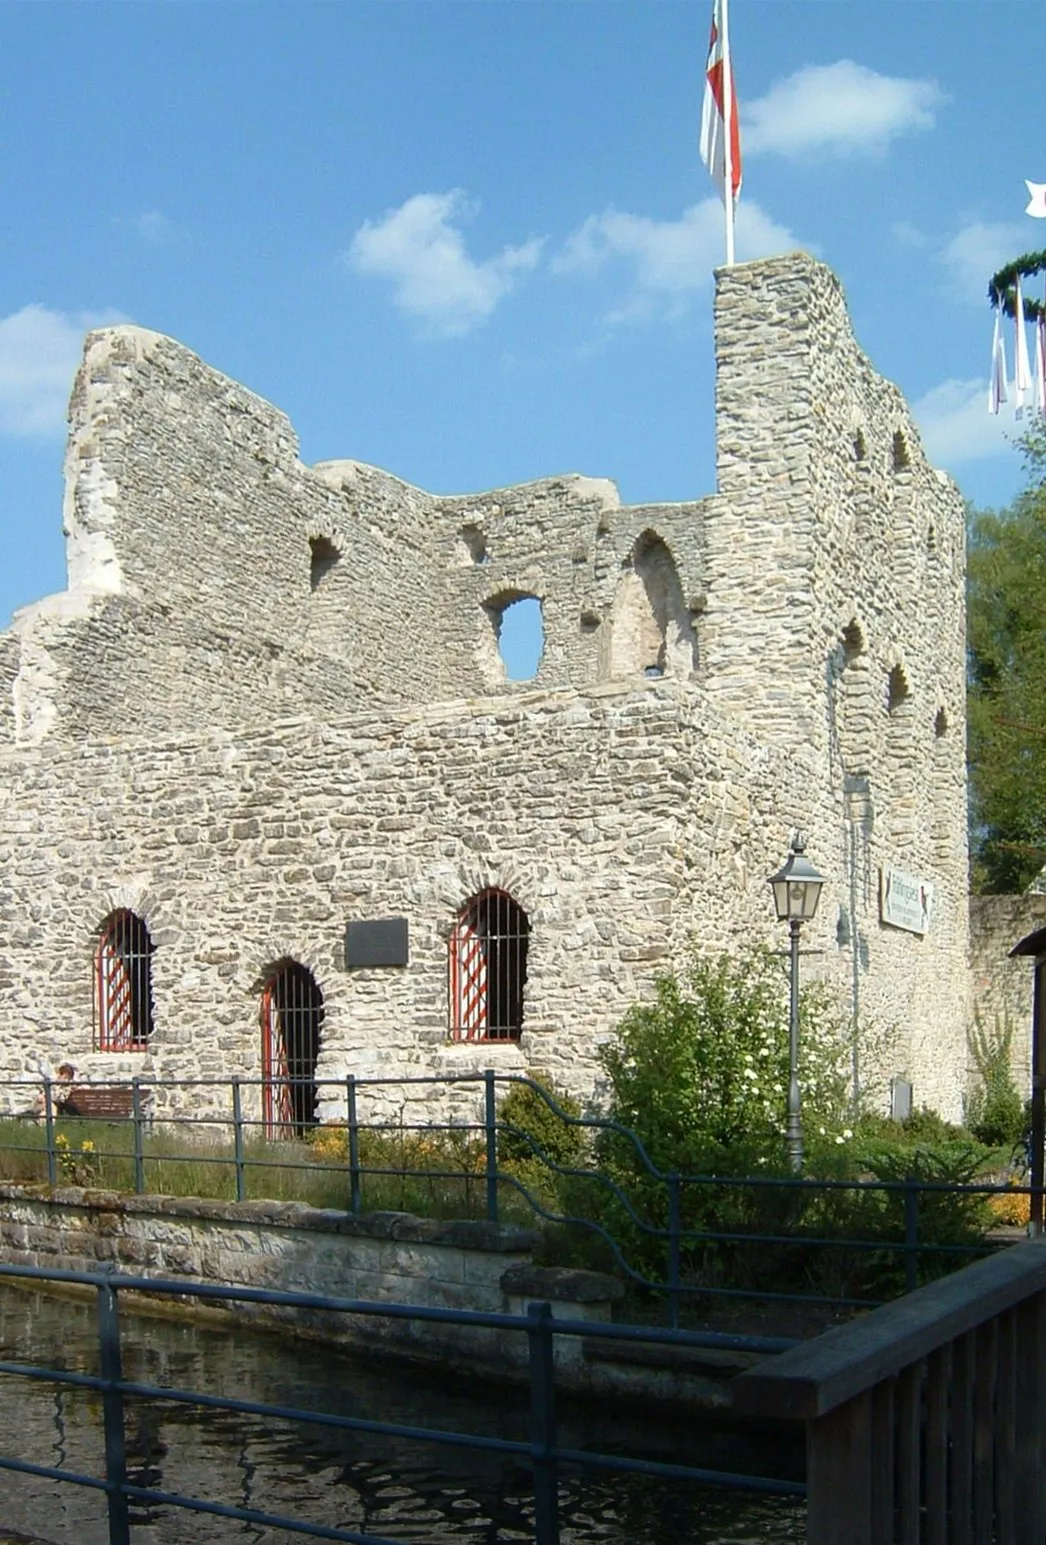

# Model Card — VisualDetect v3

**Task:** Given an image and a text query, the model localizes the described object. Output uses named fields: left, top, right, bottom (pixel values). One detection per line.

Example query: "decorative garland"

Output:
left=988, top=250, right=1046, bottom=323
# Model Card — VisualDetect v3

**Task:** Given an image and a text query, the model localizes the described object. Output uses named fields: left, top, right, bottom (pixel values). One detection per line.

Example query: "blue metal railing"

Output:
left=0, top=1261, right=804, bottom=1545
left=0, top=1070, right=1033, bottom=1324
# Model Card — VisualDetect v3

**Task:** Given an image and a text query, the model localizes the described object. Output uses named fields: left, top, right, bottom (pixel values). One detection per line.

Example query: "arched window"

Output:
left=261, top=961, right=323, bottom=1139
left=448, top=889, right=530, bottom=1042
left=95, top=910, right=154, bottom=1052
left=483, top=590, right=545, bottom=682
left=607, top=532, right=697, bottom=680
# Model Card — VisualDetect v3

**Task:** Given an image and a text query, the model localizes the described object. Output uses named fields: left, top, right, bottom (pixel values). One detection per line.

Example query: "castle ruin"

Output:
left=0, top=253, right=970, bottom=1126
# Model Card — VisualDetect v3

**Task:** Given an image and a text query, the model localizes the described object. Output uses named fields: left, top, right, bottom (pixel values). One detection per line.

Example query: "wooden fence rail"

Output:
left=732, top=1241, right=1046, bottom=1545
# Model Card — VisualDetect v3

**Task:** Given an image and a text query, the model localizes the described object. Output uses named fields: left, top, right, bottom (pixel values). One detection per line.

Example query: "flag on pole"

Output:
left=988, top=307, right=1008, bottom=415
left=700, top=0, right=741, bottom=263
left=1035, top=317, right=1046, bottom=419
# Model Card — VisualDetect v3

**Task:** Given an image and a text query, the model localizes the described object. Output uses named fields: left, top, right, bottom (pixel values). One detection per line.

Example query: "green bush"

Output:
left=585, top=949, right=1003, bottom=1302
left=496, top=1075, right=586, bottom=1169
left=589, top=947, right=853, bottom=1294
left=598, top=946, right=851, bottom=1177
left=494, top=1074, right=589, bottom=1217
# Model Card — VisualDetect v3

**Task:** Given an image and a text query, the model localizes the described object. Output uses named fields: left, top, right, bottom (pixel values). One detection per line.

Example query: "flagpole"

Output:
left=721, top=0, right=736, bottom=266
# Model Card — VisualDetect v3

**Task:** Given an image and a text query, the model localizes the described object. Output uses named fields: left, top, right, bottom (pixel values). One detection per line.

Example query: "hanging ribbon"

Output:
left=1015, top=276, right=1033, bottom=418
left=989, top=306, right=1008, bottom=415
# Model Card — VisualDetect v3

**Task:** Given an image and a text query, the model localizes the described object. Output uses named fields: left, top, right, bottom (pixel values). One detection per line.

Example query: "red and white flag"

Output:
left=700, top=0, right=742, bottom=215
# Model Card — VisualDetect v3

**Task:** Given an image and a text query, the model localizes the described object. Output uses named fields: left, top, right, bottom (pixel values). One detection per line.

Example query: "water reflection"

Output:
left=0, top=1286, right=803, bottom=1544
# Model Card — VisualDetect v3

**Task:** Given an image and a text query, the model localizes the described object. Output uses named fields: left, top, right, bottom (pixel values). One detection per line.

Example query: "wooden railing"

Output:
left=732, top=1241, right=1046, bottom=1545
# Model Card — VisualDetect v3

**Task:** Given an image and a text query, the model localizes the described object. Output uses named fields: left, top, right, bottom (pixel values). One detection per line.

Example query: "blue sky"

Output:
left=1, top=0, right=1043, bottom=638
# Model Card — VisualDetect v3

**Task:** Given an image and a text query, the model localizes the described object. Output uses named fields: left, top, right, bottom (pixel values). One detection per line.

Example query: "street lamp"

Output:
left=767, top=832, right=826, bottom=1172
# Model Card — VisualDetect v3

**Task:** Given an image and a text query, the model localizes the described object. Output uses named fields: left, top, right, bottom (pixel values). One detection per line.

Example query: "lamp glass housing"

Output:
left=768, top=850, right=825, bottom=923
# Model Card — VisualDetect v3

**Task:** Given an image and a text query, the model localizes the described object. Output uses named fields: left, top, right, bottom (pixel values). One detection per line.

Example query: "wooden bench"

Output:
left=59, top=1084, right=136, bottom=1121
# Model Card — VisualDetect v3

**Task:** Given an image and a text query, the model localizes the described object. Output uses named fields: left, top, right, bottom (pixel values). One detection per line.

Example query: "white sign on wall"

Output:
left=880, top=866, right=933, bottom=936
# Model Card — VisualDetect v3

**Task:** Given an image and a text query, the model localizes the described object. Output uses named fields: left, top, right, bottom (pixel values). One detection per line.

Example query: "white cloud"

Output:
left=0, top=304, right=124, bottom=437
left=133, top=210, right=176, bottom=246
left=942, top=220, right=1030, bottom=305
left=346, top=191, right=545, bottom=336
left=555, top=198, right=804, bottom=321
left=912, top=378, right=1018, bottom=468
left=892, top=221, right=930, bottom=251
left=744, top=61, right=946, bottom=159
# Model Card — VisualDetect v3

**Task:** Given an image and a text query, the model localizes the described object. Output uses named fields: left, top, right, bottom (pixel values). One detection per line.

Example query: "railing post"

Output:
left=43, top=1078, right=56, bottom=1187
left=485, top=1068, right=499, bottom=1224
left=527, top=1301, right=560, bottom=1545
left=807, top=1393, right=874, bottom=1545
left=346, top=1075, right=361, bottom=1215
left=131, top=1079, right=145, bottom=1196
left=231, top=1079, right=246, bottom=1203
left=904, top=1174, right=919, bottom=1294
left=97, top=1273, right=130, bottom=1545
left=1014, top=1287, right=1046, bottom=1544
left=667, top=1173, right=681, bottom=1329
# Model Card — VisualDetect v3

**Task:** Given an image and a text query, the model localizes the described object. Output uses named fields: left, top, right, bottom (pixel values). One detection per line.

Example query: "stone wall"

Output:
left=706, top=257, right=969, bottom=1113
left=0, top=1183, right=536, bottom=1346
left=0, top=682, right=785, bottom=1117
left=0, top=252, right=971, bottom=1122
left=0, top=1184, right=769, bottom=1412
left=969, top=894, right=1046, bottom=1097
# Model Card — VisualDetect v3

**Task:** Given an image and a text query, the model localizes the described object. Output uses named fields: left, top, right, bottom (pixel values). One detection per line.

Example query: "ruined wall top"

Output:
left=0, top=252, right=964, bottom=752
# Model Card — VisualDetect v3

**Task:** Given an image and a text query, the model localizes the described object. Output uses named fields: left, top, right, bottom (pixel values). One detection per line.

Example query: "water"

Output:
left=0, top=1285, right=804, bottom=1545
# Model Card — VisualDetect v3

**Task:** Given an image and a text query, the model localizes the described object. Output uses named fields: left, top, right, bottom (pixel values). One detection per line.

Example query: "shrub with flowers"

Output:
left=54, top=1132, right=101, bottom=1187
left=591, top=946, right=855, bottom=1292
left=988, top=1183, right=1031, bottom=1228
left=598, top=945, right=852, bottom=1179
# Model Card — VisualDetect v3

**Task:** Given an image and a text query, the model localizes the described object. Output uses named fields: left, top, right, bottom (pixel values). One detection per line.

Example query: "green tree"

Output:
left=968, top=426, right=1046, bottom=892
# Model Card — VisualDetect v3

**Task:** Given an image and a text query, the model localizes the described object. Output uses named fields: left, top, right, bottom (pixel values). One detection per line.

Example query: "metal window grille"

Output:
left=261, top=962, right=323, bottom=1139
left=95, top=910, right=154, bottom=1052
left=448, top=888, right=529, bottom=1042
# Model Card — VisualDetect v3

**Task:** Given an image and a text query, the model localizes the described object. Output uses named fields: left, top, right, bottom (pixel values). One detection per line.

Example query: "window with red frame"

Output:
left=448, top=888, right=529, bottom=1042
left=95, top=910, right=154, bottom=1051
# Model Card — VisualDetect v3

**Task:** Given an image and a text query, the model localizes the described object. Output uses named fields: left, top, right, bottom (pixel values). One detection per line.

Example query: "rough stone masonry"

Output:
left=0, top=252, right=970, bottom=1124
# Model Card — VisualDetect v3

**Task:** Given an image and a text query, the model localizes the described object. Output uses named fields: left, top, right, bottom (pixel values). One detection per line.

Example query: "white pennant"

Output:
left=1026, top=180, right=1046, bottom=219
left=1015, top=277, right=1033, bottom=417
left=988, top=307, right=1008, bottom=415
left=1036, top=317, right=1046, bottom=419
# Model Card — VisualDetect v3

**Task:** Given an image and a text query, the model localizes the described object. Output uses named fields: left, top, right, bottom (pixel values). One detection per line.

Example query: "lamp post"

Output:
left=767, top=832, right=826, bottom=1173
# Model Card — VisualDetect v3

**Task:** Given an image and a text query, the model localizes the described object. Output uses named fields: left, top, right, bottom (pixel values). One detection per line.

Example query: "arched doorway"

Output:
left=95, top=910, right=154, bottom=1051
left=260, top=961, right=323, bottom=1138
left=448, top=888, right=530, bottom=1041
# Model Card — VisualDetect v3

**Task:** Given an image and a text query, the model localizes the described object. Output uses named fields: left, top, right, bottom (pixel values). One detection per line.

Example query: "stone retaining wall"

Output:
left=0, top=1184, right=758, bottom=1408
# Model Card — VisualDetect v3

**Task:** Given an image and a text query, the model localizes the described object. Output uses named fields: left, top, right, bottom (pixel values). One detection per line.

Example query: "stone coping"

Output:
left=501, top=1263, right=624, bottom=1304
left=0, top=1182, right=539, bottom=1253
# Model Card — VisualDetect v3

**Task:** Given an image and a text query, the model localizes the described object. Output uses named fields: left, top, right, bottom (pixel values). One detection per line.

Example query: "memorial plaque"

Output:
left=344, top=918, right=409, bottom=968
